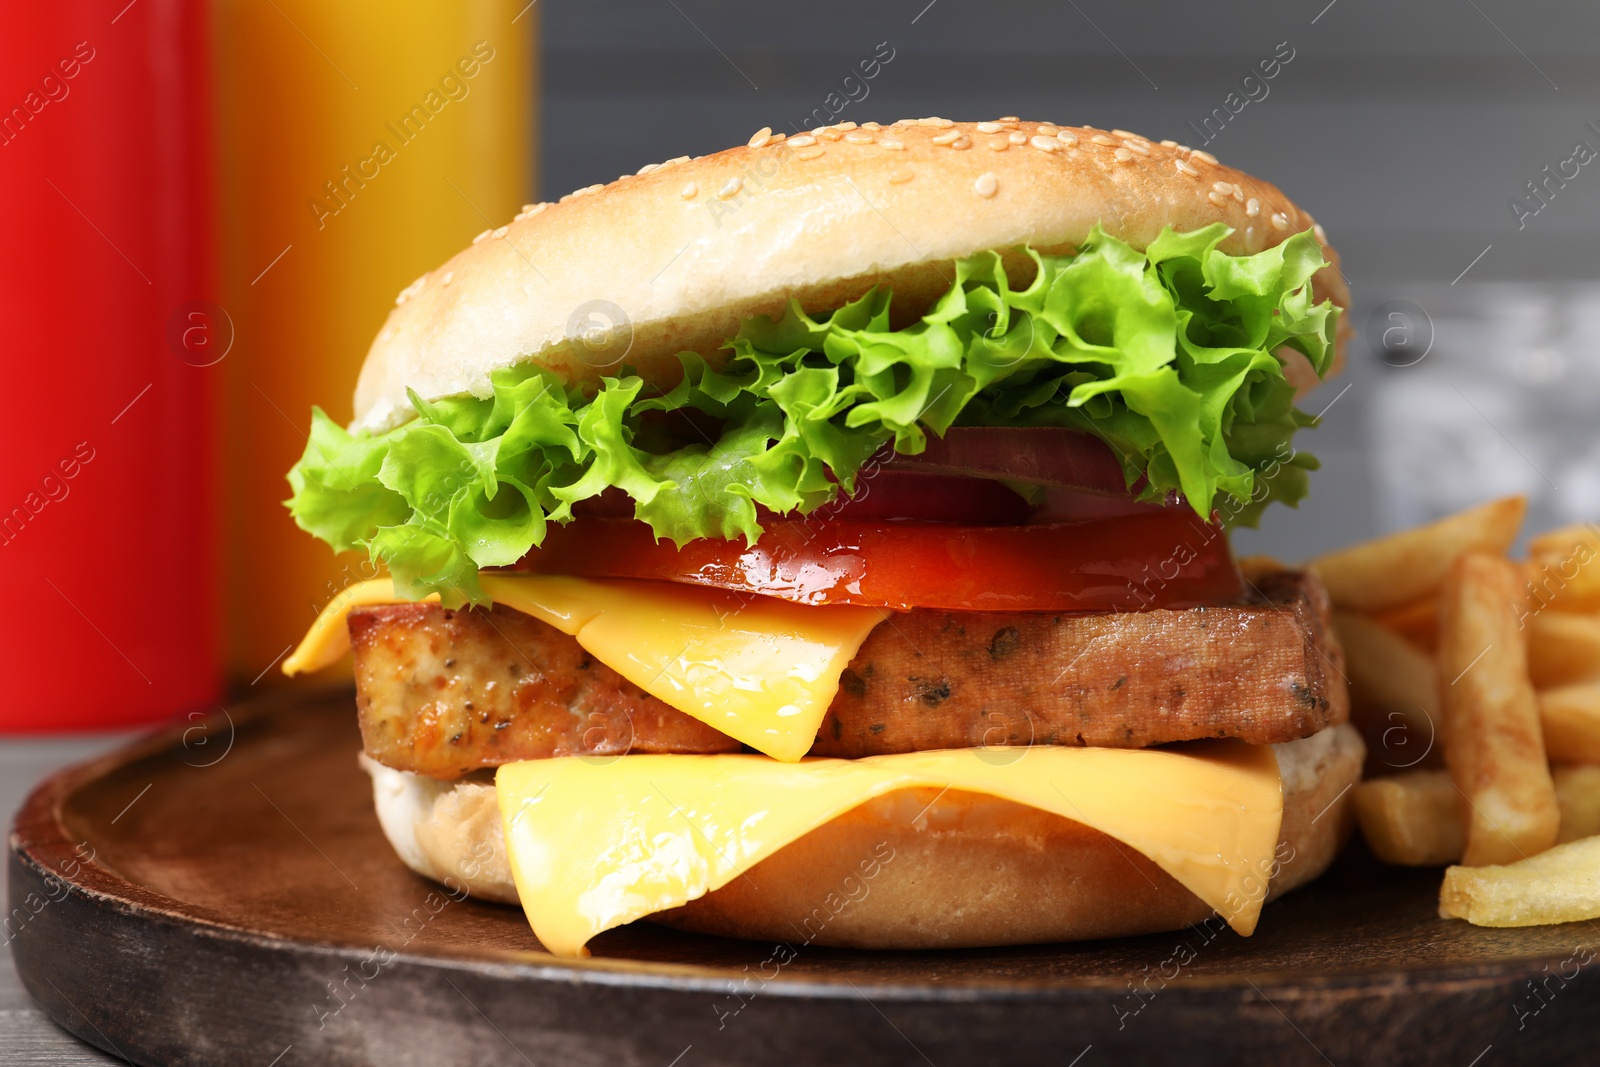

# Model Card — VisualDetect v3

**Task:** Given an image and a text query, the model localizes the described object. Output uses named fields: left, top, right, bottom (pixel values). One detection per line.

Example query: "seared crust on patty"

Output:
left=351, top=570, right=1344, bottom=777
left=350, top=602, right=740, bottom=779
left=814, top=569, right=1346, bottom=756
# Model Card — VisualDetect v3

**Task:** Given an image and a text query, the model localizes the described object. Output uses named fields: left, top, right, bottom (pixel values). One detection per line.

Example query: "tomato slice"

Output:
left=504, top=508, right=1242, bottom=612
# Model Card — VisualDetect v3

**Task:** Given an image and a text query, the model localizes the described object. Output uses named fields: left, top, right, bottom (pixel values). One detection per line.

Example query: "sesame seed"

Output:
left=974, top=172, right=999, bottom=198
left=931, top=129, right=962, bottom=145
left=976, top=121, right=1002, bottom=134
left=987, top=140, right=1009, bottom=152
left=1207, top=190, right=1231, bottom=207
left=835, top=121, right=858, bottom=131
left=998, top=116, right=1019, bottom=123
left=1111, top=128, right=1139, bottom=139
left=395, top=274, right=426, bottom=305
left=861, top=121, right=883, bottom=131
left=1036, top=124, right=1059, bottom=135
left=1056, top=130, right=1079, bottom=145
left=788, top=134, right=817, bottom=148
left=879, top=138, right=906, bottom=150
left=1176, top=143, right=1192, bottom=153
left=920, top=116, right=953, bottom=128
left=795, top=146, right=825, bottom=160
left=493, top=226, right=508, bottom=238
left=1090, top=134, right=1116, bottom=146
left=1007, top=131, right=1027, bottom=145
left=1245, top=197, right=1260, bottom=217
left=844, top=131, right=876, bottom=144
left=718, top=177, right=742, bottom=199
left=1030, top=135, right=1059, bottom=153
left=770, top=132, right=787, bottom=144
left=471, top=228, right=491, bottom=244
left=1114, top=147, right=1134, bottom=163
left=1191, top=149, right=1218, bottom=164
left=1174, top=159, right=1199, bottom=177
left=639, top=164, right=661, bottom=177
left=1213, top=181, right=1233, bottom=193
left=1122, top=139, right=1150, bottom=155
left=1314, top=223, right=1328, bottom=243
left=1270, top=212, right=1289, bottom=230
left=889, top=167, right=914, bottom=184
left=1160, top=139, right=1179, bottom=147
left=1232, top=184, right=1245, bottom=203
left=949, top=135, right=972, bottom=150
left=816, top=128, right=842, bottom=141
left=441, top=271, right=453, bottom=286
left=680, top=182, right=698, bottom=200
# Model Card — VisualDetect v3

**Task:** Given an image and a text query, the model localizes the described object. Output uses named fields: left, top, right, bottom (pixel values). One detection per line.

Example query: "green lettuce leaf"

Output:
left=286, top=224, right=1338, bottom=605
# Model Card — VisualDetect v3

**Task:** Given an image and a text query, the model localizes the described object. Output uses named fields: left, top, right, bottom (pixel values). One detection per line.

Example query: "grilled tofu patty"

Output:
left=351, top=571, right=1344, bottom=778
left=349, top=601, right=741, bottom=779
left=813, top=570, right=1345, bottom=756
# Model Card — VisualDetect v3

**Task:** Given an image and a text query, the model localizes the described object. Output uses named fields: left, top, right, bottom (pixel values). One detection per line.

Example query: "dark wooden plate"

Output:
left=9, top=688, right=1598, bottom=1066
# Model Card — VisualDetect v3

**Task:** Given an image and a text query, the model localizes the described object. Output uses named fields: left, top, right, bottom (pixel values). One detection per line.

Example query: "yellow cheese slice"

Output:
left=281, top=578, right=434, bottom=676
left=480, top=575, right=889, bottom=762
left=497, top=742, right=1284, bottom=958
left=283, top=574, right=888, bottom=762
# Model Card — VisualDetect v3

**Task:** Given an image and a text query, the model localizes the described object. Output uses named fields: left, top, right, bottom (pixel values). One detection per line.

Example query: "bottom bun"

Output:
left=362, top=722, right=1364, bottom=948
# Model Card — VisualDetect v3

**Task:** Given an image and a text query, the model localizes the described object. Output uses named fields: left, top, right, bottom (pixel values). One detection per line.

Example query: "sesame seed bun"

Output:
left=353, top=119, right=1349, bottom=433
left=361, top=722, right=1363, bottom=950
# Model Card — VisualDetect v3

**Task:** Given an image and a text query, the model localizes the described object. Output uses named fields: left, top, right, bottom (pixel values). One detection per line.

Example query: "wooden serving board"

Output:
left=9, top=688, right=1598, bottom=1066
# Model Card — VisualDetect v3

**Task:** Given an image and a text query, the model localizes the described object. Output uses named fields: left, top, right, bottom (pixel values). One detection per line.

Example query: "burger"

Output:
left=282, top=117, right=1362, bottom=959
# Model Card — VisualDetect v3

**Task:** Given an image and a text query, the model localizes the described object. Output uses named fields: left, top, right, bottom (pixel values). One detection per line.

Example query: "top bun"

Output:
left=354, top=119, right=1348, bottom=433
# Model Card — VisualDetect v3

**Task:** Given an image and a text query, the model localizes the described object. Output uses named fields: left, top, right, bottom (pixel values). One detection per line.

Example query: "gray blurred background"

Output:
left=541, top=0, right=1600, bottom=559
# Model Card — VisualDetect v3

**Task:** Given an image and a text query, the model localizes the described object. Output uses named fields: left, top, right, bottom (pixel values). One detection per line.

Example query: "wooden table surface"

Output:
left=3, top=734, right=136, bottom=1066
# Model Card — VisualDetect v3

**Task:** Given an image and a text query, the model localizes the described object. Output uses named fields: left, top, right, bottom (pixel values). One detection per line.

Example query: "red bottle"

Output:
left=0, top=0, right=219, bottom=730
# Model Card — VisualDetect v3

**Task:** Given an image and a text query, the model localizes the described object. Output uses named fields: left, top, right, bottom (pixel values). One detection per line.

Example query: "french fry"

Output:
left=1437, top=552, right=1559, bottom=866
left=1354, top=770, right=1464, bottom=865
left=1355, top=766, right=1600, bottom=864
left=1527, top=521, right=1600, bottom=613
left=1539, top=685, right=1600, bottom=765
left=1554, top=765, right=1600, bottom=843
left=1369, top=595, right=1439, bottom=653
left=1309, top=496, right=1526, bottom=612
left=1526, top=611, right=1600, bottom=688
left=1334, top=611, right=1441, bottom=771
left=1439, top=834, right=1600, bottom=926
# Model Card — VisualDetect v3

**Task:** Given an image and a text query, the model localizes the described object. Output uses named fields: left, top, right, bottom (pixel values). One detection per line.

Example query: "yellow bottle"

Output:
left=213, top=0, right=536, bottom=683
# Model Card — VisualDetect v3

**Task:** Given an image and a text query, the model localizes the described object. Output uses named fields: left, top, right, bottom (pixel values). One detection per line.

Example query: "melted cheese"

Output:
left=283, top=575, right=887, bottom=762
left=281, top=579, right=434, bottom=676
left=497, top=743, right=1284, bottom=958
